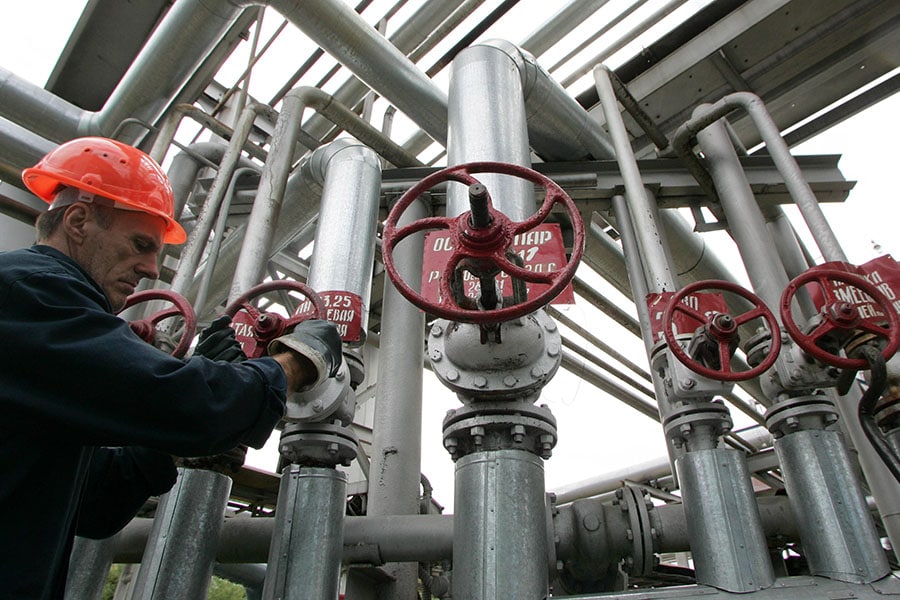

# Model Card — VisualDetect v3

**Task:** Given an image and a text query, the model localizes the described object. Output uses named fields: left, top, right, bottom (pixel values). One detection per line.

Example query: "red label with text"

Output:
left=421, top=223, right=575, bottom=305
left=808, top=256, right=900, bottom=321
left=646, top=291, right=730, bottom=343
left=295, top=290, right=364, bottom=342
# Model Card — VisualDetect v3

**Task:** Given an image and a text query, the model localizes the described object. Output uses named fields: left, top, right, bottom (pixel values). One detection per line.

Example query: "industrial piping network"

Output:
left=1, top=1, right=900, bottom=599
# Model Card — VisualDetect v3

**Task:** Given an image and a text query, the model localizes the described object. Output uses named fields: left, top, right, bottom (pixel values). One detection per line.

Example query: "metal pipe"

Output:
left=694, top=115, right=790, bottom=311
left=228, top=91, right=308, bottom=299
left=169, top=104, right=269, bottom=300
left=594, top=66, right=677, bottom=293
left=194, top=167, right=260, bottom=312
left=453, top=450, right=549, bottom=599
left=520, top=0, right=611, bottom=58
left=677, top=449, right=774, bottom=592
left=0, top=117, right=55, bottom=187
left=446, top=43, right=533, bottom=219
left=269, top=0, right=448, bottom=143
left=775, top=428, right=889, bottom=582
left=284, top=87, right=422, bottom=168
left=304, top=140, right=382, bottom=343
left=561, top=0, right=688, bottom=88
left=114, top=513, right=452, bottom=565
left=672, top=92, right=847, bottom=263
left=64, top=535, right=119, bottom=600
left=130, top=469, right=233, bottom=600
left=349, top=195, right=428, bottom=597
left=262, top=467, right=347, bottom=600
left=298, top=0, right=465, bottom=143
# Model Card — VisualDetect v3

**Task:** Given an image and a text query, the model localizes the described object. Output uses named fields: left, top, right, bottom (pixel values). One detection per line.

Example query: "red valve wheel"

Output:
left=121, top=289, right=197, bottom=358
left=780, top=265, right=900, bottom=370
left=382, top=161, right=584, bottom=324
left=223, top=280, right=327, bottom=359
left=662, top=280, right=782, bottom=381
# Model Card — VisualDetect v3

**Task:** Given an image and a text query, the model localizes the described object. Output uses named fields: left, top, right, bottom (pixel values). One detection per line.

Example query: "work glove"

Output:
left=268, top=319, right=343, bottom=391
left=195, top=315, right=246, bottom=363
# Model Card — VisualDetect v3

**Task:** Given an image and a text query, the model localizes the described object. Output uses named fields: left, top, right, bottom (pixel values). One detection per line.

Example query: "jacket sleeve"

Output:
left=0, top=269, right=287, bottom=456
left=75, top=447, right=178, bottom=539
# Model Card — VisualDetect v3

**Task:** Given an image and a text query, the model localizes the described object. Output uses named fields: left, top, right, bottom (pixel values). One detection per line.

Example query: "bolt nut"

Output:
left=431, top=325, right=444, bottom=337
left=503, top=375, right=518, bottom=387
left=511, top=424, right=526, bottom=444
left=531, top=366, right=545, bottom=379
left=446, top=369, right=460, bottom=382
left=430, top=349, right=443, bottom=362
left=683, top=378, right=695, bottom=389
left=473, top=375, right=487, bottom=388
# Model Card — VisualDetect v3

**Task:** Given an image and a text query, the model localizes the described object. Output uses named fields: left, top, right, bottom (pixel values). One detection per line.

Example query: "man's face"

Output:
left=77, top=206, right=166, bottom=311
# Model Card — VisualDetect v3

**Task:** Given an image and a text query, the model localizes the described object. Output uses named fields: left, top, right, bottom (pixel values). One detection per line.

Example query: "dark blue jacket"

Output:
left=0, top=245, right=288, bottom=598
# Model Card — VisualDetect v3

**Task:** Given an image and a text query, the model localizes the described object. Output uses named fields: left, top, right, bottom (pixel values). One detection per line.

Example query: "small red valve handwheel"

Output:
left=223, top=280, right=327, bottom=359
left=121, top=289, right=197, bottom=358
left=662, top=280, right=782, bottom=381
left=780, top=265, right=900, bottom=370
left=381, top=161, right=584, bottom=324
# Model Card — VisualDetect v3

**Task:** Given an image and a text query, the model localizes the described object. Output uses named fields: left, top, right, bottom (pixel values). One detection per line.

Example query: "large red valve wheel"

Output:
left=662, top=280, right=782, bottom=382
left=381, top=161, right=585, bottom=324
left=780, top=265, right=900, bottom=370
left=121, top=289, right=197, bottom=358
left=224, top=280, right=327, bottom=359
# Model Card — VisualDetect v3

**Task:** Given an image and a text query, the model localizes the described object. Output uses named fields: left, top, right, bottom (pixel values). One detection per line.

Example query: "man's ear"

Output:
left=61, top=203, right=92, bottom=244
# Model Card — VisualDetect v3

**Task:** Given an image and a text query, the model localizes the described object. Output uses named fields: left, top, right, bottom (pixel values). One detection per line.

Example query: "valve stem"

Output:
left=468, top=183, right=492, bottom=228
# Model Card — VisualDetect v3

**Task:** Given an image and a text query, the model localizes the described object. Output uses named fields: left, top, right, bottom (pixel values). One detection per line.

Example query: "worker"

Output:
left=0, top=136, right=342, bottom=599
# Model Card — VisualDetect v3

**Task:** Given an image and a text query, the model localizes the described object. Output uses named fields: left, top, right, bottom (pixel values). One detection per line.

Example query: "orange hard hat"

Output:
left=22, top=137, right=186, bottom=244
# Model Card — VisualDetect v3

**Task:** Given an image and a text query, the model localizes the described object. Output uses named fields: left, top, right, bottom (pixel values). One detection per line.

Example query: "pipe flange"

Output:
left=284, top=361, right=354, bottom=424
left=617, top=486, right=655, bottom=577
left=764, top=394, right=839, bottom=438
left=442, top=401, right=557, bottom=460
left=429, top=312, right=561, bottom=400
left=662, top=401, right=733, bottom=447
left=279, top=421, right=359, bottom=467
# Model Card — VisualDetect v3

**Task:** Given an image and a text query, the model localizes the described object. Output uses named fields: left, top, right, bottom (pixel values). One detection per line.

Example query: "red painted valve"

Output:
left=121, top=289, right=197, bottom=358
left=780, top=264, right=900, bottom=370
left=662, top=280, right=782, bottom=381
left=223, top=280, right=327, bottom=359
left=382, top=161, right=584, bottom=324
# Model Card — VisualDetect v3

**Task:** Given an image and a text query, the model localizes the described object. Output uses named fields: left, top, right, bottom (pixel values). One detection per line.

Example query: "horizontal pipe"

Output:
left=112, top=514, right=453, bottom=564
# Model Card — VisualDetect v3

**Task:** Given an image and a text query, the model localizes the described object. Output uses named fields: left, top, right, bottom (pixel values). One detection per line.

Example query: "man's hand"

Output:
left=195, top=315, right=246, bottom=363
left=268, top=319, right=342, bottom=391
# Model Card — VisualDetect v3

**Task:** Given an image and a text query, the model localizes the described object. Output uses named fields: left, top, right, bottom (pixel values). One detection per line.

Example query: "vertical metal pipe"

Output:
left=453, top=450, right=549, bottom=599
left=593, top=66, right=676, bottom=293
left=229, top=92, right=307, bottom=299
left=350, top=196, right=428, bottom=598
left=262, top=467, right=347, bottom=600
left=169, top=105, right=267, bottom=300
left=305, top=140, right=382, bottom=342
left=131, top=469, right=232, bottom=599
left=775, top=428, right=889, bottom=582
left=677, top=449, right=774, bottom=592
left=446, top=43, right=533, bottom=219
left=694, top=116, right=790, bottom=310
left=64, top=535, right=118, bottom=600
